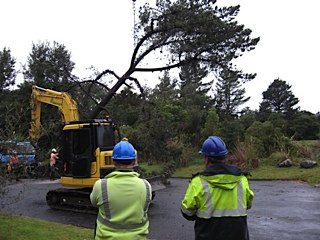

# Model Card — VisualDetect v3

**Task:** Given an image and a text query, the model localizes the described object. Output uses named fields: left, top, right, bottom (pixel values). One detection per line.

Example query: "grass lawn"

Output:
left=249, top=165, right=320, bottom=185
left=173, top=164, right=204, bottom=178
left=173, top=163, right=320, bottom=185
left=139, top=162, right=166, bottom=176
left=0, top=213, right=93, bottom=240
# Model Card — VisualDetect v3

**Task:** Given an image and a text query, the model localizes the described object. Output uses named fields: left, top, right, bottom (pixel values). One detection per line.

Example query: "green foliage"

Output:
left=177, top=62, right=213, bottom=145
left=228, top=142, right=259, bottom=171
left=0, top=47, right=16, bottom=91
left=165, top=137, right=199, bottom=167
left=289, top=111, right=320, bottom=140
left=259, top=78, right=299, bottom=115
left=138, top=1, right=259, bottom=73
left=245, top=121, right=283, bottom=157
left=152, top=70, right=178, bottom=101
left=90, top=0, right=260, bottom=120
left=215, top=68, right=253, bottom=118
left=227, top=144, right=250, bottom=170
left=293, top=140, right=320, bottom=160
left=267, top=151, right=290, bottom=166
left=219, top=119, right=244, bottom=149
left=24, top=41, right=75, bottom=88
left=267, top=112, right=286, bottom=131
left=239, top=110, right=257, bottom=130
left=108, top=87, right=143, bottom=126
left=0, top=87, right=31, bottom=141
left=201, top=109, right=220, bottom=140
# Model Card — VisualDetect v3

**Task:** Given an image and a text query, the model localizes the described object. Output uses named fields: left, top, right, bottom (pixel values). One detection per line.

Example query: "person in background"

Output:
left=8, top=150, right=20, bottom=180
left=90, top=139, right=152, bottom=240
left=9, top=150, right=19, bottom=169
left=50, top=148, right=59, bottom=180
left=181, top=135, right=254, bottom=240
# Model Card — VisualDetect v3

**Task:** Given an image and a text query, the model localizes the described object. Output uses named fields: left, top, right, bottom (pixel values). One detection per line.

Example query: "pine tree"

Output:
left=24, top=41, right=75, bottom=89
left=0, top=47, right=16, bottom=92
left=215, top=68, right=252, bottom=119
left=259, top=78, right=299, bottom=114
left=178, top=62, right=213, bottom=144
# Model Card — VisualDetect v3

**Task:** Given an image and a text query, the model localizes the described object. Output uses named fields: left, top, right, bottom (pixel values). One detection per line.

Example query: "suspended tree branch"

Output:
left=87, top=0, right=259, bottom=119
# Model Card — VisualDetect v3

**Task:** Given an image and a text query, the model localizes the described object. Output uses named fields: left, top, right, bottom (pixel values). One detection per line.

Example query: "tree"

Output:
left=201, top=109, right=221, bottom=140
left=135, top=72, right=183, bottom=163
left=152, top=70, right=178, bottom=102
left=88, top=0, right=259, bottom=119
left=0, top=47, right=16, bottom=92
left=21, top=41, right=77, bottom=150
left=259, top=78, right=299, bottom=115
left=24, top=41, right=75, bottom=89
left=245, top=120, right=282, bottom=157
left=0, top=93, right=30, bottom=140
left=219, top=119, right=244, bottom=149
left=239, top=109, right=257, bottom=130
left=178, top=62, right=213, bottom=144
left=179, top=62, right=212, bottom=107
left=215, top=68, right=253, bottom=118
left=289, top=111, right=320, bottom=140
left=108, top=87, right=144, bottom=126
left=266, top=112, right=286, bottom=135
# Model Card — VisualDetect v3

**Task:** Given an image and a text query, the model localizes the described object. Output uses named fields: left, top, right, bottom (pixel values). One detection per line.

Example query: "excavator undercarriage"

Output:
left=46, top=188, right=97, bottom=214
left=46, top=175, right=164, bottom=214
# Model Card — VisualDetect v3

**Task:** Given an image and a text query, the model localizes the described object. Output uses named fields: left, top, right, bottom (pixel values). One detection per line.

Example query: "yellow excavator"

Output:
left=30, top=85, right=163, bottom=213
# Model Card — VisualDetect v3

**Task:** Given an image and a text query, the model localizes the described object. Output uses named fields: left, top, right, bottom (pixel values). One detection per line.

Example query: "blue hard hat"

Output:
left=199, top=136, right=228, bottom=157
left=112, top=140, right=136, bottom=161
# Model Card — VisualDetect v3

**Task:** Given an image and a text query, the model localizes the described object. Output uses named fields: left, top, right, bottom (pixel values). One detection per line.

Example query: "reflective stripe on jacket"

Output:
left=181, top=173, right=253, bottom=219
left=90, top=171, right=152, bottom=240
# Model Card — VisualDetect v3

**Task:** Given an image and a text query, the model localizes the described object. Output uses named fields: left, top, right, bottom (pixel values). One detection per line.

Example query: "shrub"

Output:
left=227, top=146, right=248, bottom=170
left=292, top=140, right=320, bottom=161
left=166, top=137, right=198, bottom=167
left=267, top=151, right=291, bottom=166
left=228, top=143, right=259, bottom=171
left=227, top=142, right=260, bottom=171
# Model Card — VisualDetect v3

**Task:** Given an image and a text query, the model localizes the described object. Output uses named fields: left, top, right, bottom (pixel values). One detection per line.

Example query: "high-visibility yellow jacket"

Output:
left=90, top=170, right=152, bottom=240
left=181, top=163, right=254, bottom=240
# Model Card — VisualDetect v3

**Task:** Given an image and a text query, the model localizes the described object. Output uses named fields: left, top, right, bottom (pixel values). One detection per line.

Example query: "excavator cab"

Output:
left=59, top=119, right=120, bottom=189
left=62, top=119, right=117, bottom=178
left=45, top=119, right=121, bottom=213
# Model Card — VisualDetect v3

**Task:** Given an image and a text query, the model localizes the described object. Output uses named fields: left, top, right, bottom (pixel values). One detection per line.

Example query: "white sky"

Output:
left=0, top=0, right=319, bottom=113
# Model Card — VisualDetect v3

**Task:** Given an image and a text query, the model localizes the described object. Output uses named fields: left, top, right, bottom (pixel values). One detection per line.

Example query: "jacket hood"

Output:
left=106, top=170, right=140, bottom=178
left=200, top=163, right=243, bottom=190
left=202, top=163, right=242, bottom=176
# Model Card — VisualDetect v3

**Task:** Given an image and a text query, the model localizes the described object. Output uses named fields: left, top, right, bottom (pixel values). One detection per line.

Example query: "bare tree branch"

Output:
left=94, top=69, right=121, bottom=82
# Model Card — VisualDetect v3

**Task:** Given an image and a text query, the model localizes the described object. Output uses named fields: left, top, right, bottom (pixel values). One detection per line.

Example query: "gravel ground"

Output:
left=1, top=178, right=320, bottom=240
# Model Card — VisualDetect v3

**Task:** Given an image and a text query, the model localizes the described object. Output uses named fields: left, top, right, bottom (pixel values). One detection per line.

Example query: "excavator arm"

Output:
left=29, top=85, right=80, bottom=142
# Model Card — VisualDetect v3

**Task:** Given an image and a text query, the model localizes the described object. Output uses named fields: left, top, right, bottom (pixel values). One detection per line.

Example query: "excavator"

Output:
left=29, top=85, right=164, bottom=213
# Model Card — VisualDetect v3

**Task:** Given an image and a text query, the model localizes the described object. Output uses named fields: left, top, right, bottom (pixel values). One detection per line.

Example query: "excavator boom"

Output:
left=29, top=85, right=80, bottom=141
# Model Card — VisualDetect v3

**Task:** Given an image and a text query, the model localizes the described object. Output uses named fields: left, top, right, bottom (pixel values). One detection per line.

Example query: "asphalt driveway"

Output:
left=1, top=178, right=320, bottom=240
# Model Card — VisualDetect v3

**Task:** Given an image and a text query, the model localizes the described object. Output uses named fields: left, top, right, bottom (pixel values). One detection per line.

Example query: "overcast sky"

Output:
left=1, top=0, right=319, bottom=113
